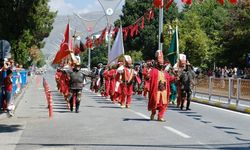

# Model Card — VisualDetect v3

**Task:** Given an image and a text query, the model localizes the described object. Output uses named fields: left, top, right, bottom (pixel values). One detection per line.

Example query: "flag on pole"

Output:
left=52, top=23, right=71, bottom=64
left=108, top=26, right=124, bottom=64
left=167, top=26, right=179, bottom=66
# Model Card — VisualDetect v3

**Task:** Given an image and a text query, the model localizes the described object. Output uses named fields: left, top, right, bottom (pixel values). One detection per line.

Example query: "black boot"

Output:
left=75, top=101, right=80, bottom=113
left=70, top=98, right=73, bottom=112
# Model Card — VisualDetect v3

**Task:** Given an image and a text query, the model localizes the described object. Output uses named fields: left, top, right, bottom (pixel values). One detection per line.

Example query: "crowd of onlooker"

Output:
left=0, top=58, right=27, bottom=116
left=200, top=66, right=250, bottom=79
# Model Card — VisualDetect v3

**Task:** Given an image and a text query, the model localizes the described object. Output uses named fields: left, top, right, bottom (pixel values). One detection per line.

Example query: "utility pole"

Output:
left=158, top=0, right=164, bottom=51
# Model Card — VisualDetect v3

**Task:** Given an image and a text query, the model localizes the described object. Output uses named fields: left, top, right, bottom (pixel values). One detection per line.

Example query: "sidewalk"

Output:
left=192, top=97, right=250, bottom=114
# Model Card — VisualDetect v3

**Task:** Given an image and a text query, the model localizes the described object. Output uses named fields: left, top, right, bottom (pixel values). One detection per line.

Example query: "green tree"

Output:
left=81, top=44, right=108, bottom=68
left=115, top=0, right=179, bottom=60
left=0, top=0, right=56, bottom=67
left=125, top=50, right=143, bottom=63
left=164, top=12, right=211, bottom=68
left=221, top=0, right=250, bottom=67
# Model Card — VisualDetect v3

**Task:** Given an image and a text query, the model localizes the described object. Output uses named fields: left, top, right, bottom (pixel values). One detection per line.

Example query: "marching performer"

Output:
left=142, top=60, right=152, bottom=98
left=173, top=54, right=187, bottom=107
left=148, top=50, right=175, bottom=122
left=103, top=65, right=110, bottom=97
left=109, top=64, right=118, bottom=102
left=117, top=55, right=135, bottom=108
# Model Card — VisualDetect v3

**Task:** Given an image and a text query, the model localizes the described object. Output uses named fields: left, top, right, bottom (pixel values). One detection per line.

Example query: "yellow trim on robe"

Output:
left=157, top=71, right=167, bottom=104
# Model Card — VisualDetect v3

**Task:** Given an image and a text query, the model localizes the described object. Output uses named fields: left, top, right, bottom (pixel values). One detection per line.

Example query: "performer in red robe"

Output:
left=103, top=66, right=110, bottom=97
left=55, top=68, right=62, bottom=90
left=109, top=64, right=117, bottom=102
left=114, top=59, right=125, bottom=103
left=148, top=50, right=175, bottom=122
left=143, top=60, right=152, bottom=98
left=118, top=55, right=135, bottom=108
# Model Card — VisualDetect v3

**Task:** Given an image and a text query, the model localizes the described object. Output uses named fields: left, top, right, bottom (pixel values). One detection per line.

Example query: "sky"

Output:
left=49, top=0, right=124, bottom=15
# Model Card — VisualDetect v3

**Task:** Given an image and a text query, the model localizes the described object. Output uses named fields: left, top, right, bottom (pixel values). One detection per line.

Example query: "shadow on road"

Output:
left=0, top=124, right=23, bottom=133
left=123, top=118, right=150, bottom=122
left=16, top=142, right=250, bottom=149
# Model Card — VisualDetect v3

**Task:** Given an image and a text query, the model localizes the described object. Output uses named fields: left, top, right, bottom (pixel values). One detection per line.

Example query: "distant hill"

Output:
left=42, top=10, right=122, bottom=58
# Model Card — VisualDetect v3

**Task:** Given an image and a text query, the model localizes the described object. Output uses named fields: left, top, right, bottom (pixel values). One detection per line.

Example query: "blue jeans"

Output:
left=5, top=91, right=13, bottom=106
left=0, top=87, right=4, bottom=110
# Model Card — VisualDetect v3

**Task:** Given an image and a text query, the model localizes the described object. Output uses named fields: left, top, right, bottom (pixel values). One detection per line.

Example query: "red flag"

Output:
left=74, top=47, right=81, bottom=55
left=217, top=0, right=224, bottom=5
left=165, top=0, right=174, bottom=11
left=112, top=27, right=119, bottom=38
left=153, top=0, right=164, bottom=8
left=62, top=23, right=69, bottom=43
left=134, top=24, right=139, bottom=36
left=140, top=17, right=145, bottom=30
left=182, top=0, right=192, bottom=5
left=129, top=24, right=138, bottom=37
left=129, top=25, right=135, bottom=37
left=52, top=43, right=70, bottom=64
left=123, top=28, right=128, bottom=40
left=85, top=37, right=93, bottom=49
left=99, top=28, right=107, bottom=44
left=147, top=9, right=154, bottom=21
left=228, top=0, right=237, bottom=5
left=94, top=38, right=99, bottom=46
left=52, top=23, right=70, bottom=64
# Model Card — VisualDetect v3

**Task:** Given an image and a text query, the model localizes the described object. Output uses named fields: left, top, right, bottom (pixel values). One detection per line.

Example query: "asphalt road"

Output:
left=0, top=70, right=249, bottom=150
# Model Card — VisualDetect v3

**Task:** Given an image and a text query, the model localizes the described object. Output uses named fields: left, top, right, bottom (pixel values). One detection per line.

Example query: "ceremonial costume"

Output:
left=94, top=63, right=103, bottom=93
left=109, top=66, right=117, bottom=102
left=114, top=57, right=128, bottom=103
left=118, top=55, right=135, bottom=108
left=133, top=65, right=141, bottom=95
left=103, top=67, right=110, bottom=97
left=148, top=50, right=175, bottom=121
left=142, top=61, right=152, bottom=98
left=173, top=54, right=187, bottom=107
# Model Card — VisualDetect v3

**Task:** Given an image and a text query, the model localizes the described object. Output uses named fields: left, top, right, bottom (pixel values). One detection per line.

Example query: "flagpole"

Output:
left=176, top=25, right=179, bottom=60
left=88, top=47, right=91, bottom=70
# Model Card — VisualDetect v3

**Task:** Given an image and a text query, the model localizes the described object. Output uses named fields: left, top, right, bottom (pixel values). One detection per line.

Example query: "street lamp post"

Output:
left=74, top=13, right=103, bottom=70
left=97, top=0, right=124, bottom=54
left=158, top=0, right=164, bottom=51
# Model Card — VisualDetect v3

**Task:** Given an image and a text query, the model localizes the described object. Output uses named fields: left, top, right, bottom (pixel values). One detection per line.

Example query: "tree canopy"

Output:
left=109, top=0, right=250, bottom=68
left=0, top=0, right=56, bottom=67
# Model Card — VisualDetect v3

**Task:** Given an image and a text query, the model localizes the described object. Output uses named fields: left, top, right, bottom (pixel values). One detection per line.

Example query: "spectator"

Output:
left=4, top=69, right=15, bottom=116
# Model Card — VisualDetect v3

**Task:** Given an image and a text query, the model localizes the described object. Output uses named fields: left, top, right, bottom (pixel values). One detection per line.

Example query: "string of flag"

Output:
left=86, top=0, right=238, bottom=49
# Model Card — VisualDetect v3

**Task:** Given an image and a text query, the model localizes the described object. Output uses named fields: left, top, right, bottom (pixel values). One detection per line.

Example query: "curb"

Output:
left=192, top=97, right=250, bottom=115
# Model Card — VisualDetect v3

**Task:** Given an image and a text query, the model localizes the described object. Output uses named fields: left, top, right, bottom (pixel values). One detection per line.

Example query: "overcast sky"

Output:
left=49, top=0, right=125, bottom=15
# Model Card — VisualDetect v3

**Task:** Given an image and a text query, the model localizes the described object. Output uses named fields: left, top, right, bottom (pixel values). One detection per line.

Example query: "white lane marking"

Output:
left=128, top=109, right=150, bottom=120
left=90, top=90, right=191, bottom=139
left=164, top=126, right=191, bottom=139
left=193, top=102, right=250, bottom=117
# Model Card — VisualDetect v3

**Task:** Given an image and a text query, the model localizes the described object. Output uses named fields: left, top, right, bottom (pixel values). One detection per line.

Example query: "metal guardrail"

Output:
left=193, top=77, right=250, bottom=105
